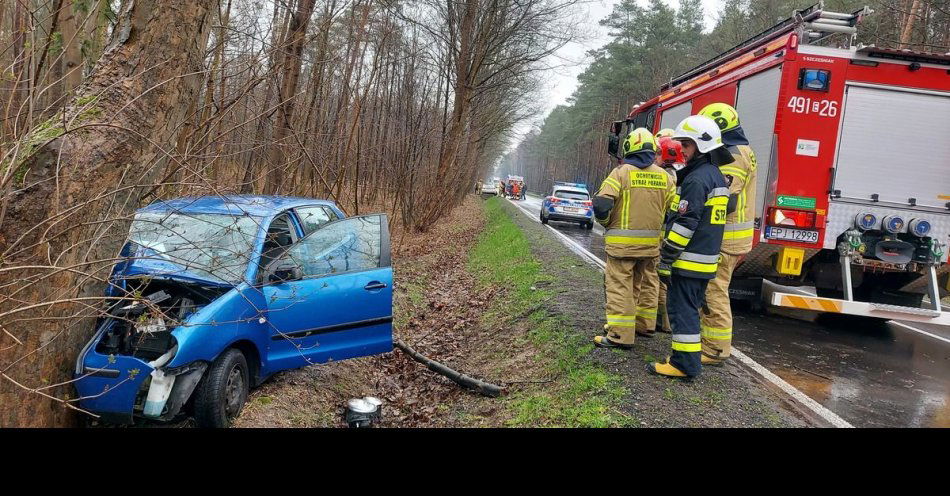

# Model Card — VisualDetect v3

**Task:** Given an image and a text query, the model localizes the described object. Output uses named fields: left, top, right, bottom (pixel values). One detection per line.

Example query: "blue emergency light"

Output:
left=798, top=69, right=831, bottom=92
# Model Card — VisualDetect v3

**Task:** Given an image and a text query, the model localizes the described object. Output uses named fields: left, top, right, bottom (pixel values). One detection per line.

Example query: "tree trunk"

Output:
left=0, top=0, right=215, bottom=427
left=264, top=0, right=318, bottom=194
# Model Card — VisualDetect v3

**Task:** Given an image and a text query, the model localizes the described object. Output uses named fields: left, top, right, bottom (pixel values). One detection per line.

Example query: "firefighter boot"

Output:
left=595, top=325, right=634, bottom=349
left=647, top=358, right=691, bottom=380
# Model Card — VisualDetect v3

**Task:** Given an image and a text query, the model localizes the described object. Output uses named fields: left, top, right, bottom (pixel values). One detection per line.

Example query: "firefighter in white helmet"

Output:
left=649, top=115, right=733, bottom=379
left=697, top=102, right=757, bottom=365
left=651, top=136, right=687, bottom=335
left=593, top=127, right=676, bottom=348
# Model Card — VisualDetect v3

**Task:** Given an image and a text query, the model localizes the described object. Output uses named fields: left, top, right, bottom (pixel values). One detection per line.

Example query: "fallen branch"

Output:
left=394, top=339, right=504, bottom=398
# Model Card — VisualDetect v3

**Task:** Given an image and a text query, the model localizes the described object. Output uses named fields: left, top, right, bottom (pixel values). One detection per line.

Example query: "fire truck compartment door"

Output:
left=833, top=84, right=950, bottom=210
left=659, top=100, right=691, bottom=131
left=735, top=65, right=781, bottom=219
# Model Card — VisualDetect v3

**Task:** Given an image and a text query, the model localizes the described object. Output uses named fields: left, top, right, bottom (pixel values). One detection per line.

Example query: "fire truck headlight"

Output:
left=882, top=215, right=906, bottom=234
left=909, top=218, right=931, bottom=237
left=854, top=212, right=877, bottom=231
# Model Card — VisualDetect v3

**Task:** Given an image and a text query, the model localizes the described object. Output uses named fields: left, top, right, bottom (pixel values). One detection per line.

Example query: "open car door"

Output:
left=262, top=214, right=393, bottom=371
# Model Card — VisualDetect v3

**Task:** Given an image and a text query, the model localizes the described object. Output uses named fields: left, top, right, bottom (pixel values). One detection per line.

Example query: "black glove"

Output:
left=657, top=261, right=672, bottom=287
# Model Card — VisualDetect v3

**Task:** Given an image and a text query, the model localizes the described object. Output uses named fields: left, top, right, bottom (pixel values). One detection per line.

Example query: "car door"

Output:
left=261, top=214, right=393, bottom=371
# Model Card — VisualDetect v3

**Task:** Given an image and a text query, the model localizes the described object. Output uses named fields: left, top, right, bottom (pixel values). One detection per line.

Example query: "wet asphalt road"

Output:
left=513, top=194, right=950, bottom=427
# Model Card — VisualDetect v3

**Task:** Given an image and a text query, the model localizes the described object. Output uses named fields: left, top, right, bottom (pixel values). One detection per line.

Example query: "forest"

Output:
left=499, top=0, right=950, bottom=194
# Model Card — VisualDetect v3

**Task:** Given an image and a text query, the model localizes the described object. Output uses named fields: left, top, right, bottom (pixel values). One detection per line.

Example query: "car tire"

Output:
left=193, top=348, right=249, bottom=428
left=585, top=221, right=594, bottom=230
left=540, top=213, right=548, bottom=224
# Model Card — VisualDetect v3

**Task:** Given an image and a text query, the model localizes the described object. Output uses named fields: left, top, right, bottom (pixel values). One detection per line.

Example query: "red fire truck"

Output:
left=613, top=2, right=950, bottom=324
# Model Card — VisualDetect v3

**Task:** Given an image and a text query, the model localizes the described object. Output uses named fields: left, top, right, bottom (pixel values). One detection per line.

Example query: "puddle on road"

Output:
left=734, top=310, right=950, bottom=428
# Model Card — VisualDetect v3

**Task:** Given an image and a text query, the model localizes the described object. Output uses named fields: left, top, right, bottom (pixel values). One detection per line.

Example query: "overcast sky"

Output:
left=508, top=0, right=725, bottom=150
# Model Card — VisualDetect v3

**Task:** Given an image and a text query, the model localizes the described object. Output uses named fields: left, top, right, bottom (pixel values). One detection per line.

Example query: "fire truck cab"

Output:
left=613, top=2, right=950, bottom=324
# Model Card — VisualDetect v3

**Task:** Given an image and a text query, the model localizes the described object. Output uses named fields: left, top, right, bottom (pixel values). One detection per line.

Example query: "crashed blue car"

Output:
left=74, top=195, right=393, bottom=427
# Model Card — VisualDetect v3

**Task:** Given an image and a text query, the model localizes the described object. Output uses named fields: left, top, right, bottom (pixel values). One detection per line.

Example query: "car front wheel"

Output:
left=194, top=348, right=249, bottom=428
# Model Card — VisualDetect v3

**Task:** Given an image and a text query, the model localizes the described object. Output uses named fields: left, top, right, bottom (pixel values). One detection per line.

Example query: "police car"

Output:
left=541, top=182, right=593, bottom=229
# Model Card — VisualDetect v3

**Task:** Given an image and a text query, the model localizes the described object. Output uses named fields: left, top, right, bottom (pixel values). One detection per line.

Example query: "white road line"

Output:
left=505, top=197, right=854, bottom=428
left=888, top=321, right=950, bottom=345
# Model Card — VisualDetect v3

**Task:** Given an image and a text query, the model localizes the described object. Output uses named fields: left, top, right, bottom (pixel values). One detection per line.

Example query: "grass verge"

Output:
left=468, top=197, right=633, bottom=427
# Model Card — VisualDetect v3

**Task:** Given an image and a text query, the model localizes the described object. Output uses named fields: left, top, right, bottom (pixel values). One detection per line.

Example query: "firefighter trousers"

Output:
left=700, top=252, right=741, bottom=359
left=604, top=255, right=656, bottom=345
left=658, top=281, right=672, bottom=333
left=635, top=255, right=661, bottom=333
left=668, top=274, right=709, bottom=377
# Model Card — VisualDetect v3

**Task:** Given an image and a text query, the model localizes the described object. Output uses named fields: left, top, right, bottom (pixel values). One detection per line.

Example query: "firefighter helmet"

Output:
left=698, top=102, right=740, bottom=132
left=673, top=115, right=724, bottom=154
left=657, top=136, right=685, bottom=166
left=622, top=127, right=656, bottom=157
left=654, top=128, right=675, bottom=140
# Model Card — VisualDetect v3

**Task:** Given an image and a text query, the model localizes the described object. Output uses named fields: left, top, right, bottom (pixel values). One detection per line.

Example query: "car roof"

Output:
left=137, top=195, right=337, bottom=217
left=552, top=186, right=589, bottom=194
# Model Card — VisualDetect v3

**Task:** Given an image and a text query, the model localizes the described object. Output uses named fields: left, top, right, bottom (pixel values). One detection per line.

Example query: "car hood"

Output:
left=116, top=244, right=238, bottom=288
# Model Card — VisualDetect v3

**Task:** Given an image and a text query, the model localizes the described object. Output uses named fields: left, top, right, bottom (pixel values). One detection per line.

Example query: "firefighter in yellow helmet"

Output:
left=696, top=102, right=757, bottom=366
left=593, top=127, right=676, bottom=349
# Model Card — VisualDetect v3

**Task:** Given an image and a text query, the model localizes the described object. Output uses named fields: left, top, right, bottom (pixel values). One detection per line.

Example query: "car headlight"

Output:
left=854, top=212, right=877, bottom=231
left=909, top=218, right=931, bottom=237
left=882, top=215, right=905, bottom=234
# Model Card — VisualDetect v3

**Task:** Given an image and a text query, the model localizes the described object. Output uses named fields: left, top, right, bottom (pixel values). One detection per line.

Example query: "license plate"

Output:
left=765, top=227, right=819, bottom=243
left=562, top=207, right=580, bottom=213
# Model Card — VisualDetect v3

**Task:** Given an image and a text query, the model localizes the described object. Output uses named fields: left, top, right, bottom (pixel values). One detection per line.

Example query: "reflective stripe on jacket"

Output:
left=719, top=144, right=756, bottom=255
left=662, top=156, right=729, bottom=279
left=596, top=163, right=676, bottom=258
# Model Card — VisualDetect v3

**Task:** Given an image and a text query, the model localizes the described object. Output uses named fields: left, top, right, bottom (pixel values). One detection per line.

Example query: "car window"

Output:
left=296, top=206, right=337, bottom=235
left=554, top=190, right=589, bottom=201
left=260, top=214, right=296, bottom=270
left=127, top=212, right=262, bottom=284
left=276, top=215, right=382, bottom=278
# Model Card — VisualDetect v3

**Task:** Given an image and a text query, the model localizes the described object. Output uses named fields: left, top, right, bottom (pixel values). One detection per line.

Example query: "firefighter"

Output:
left=654, top=128, right=675, bottom=141
left=512, top=181, right=521, bottom=200
left=696, top=102, right=757, bottom=365
left=652, top=136, right=686, bottom=335
left=649, top=115, right=733, bottom=379
left=593, top=127, right=676, bottom=349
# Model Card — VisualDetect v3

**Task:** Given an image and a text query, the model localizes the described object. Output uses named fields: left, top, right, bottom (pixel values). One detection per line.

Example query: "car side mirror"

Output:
left=270, top=262, right=302, bottom=283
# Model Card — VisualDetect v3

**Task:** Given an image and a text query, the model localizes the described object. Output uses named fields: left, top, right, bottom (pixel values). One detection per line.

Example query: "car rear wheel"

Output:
left=193, top=348, right=248, bottom=428
left=585, top=221, right=594, bottom=230
left=540, top=212, right=548, bottom=224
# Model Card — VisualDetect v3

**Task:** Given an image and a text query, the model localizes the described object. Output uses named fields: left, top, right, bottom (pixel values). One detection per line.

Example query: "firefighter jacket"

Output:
left=596, top=162, right=676, bottom=259
left=719, top=144, right=757, bottom=255
left=660, top=155, right=730, bottom=279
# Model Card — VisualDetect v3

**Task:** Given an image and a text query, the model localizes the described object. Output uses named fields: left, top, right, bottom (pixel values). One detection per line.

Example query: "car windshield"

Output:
left=128, top=212, right=263, bottom=284
left=554, top=190, right=589, bottom=201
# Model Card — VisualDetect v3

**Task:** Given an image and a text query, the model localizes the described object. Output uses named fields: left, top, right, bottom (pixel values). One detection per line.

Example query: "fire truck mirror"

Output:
left=607, top=135, right=619, bottom=157
left=611, top=121, right=624, bottom=136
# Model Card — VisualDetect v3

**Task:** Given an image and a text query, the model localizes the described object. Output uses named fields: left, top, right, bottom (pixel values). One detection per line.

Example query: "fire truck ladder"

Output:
left=665, top=2, right=872, bottom=90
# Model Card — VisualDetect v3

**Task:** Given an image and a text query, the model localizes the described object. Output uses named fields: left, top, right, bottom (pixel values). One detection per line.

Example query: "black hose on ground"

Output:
left=394, top=339, right=504, bottom=398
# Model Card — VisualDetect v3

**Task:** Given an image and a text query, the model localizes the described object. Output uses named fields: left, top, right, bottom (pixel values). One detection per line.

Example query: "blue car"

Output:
left=74, top=195, right=393, bottom=427
left=540, top=182, right=594, bottom=229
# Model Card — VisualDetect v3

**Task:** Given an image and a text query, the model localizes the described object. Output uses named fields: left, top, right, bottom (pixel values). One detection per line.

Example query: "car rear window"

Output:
left=554, top=190, right=589, bottom=201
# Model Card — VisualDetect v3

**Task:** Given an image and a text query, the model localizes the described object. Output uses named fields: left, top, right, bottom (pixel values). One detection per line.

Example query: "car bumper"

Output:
left=544, top=207, right=592, bottom=222
left=74, top=348, right=153, bottom=424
